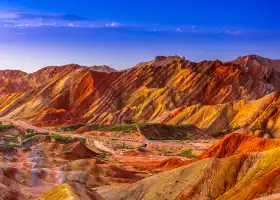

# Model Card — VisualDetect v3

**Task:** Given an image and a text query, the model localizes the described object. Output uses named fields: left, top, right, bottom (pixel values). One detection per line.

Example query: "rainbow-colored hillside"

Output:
left=1, top=55, right=280, bottom=138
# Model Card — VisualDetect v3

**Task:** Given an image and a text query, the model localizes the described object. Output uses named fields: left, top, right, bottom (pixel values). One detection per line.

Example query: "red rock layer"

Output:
left=1, top=55, right=280, bottom=132
left=199, top=133, right=280, bottom=159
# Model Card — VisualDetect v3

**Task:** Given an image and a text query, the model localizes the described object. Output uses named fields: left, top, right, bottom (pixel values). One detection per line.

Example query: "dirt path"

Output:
left=8, top=120, right=209, bottom=150
left=10, top=120, right=55, bottom=133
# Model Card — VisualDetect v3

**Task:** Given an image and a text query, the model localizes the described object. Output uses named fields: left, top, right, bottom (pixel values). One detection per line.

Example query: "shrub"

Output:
left=106, top=124, right=134, bottom=132
left=50, top=134, right=75, bottom=144
left=50, top=134, right=64, bottom=140
left=0, top=124, right=14, bottom=130
left=5, top=137, right=18, bottom=143
left=179, top=124, right=193, bottom=128
left=23, top=133, right=36, bottom=139
left=23, top=132, right=49, bottom=141
left=180, top=149, right=196, bottom=158
left=59, top=124, right=86, bottom=132
left=63, top=146, right=73, bottom=152
left=26, top=128, right=36, bottom=134
left=79, top=138, right=86, bottom=144
left=0, top=143, right=19, bottom=148
left=92, top=124, right=135, bottom=132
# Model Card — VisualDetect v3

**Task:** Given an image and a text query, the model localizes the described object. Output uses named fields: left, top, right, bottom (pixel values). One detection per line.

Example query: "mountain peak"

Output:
left=150, top=56, right=182, bottom=67
left=88, top=65, right=117, bottom=73
left=0, top=69, right=28, bottom=79
left=231, top=54, right=280, bottom=69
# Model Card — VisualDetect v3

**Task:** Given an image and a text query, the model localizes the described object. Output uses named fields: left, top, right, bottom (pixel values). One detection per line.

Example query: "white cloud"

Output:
left=105, top=22, right=120, bottom=27
left=111, top=22, right=120, bottom=27
left=222, top=29, right=243, bottom=35
left=0, top=12, right=18, bottom=20
left=176, top=28, right=183, bottom=32
left=0, top=12, right=87, bottom=21
left=0, top=13, right=245, bottom=36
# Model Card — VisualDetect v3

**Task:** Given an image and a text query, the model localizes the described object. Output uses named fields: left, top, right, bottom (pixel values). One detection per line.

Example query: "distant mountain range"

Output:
left=1, top=55, right=280, bottom=138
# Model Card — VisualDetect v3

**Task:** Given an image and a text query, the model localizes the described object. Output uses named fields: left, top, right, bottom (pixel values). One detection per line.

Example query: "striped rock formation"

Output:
left=37, top=183, right=104, bottom=200
left=1, top=55, right=280, bottom=137
left=97, top=134, right=280, bottom=200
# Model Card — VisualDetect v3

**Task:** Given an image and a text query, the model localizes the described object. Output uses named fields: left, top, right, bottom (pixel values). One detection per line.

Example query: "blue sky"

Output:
left=0, top=0, right=279, bottom=72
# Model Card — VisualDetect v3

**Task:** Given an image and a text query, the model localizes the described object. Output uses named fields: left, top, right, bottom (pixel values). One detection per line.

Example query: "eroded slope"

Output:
left=98, top=134, right=280, bottom=200
left=1, top=55, right=280, bottom=137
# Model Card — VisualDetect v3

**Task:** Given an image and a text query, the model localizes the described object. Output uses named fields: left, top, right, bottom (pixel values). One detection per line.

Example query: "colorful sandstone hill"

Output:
left=1, top=55, right=280, bottom=138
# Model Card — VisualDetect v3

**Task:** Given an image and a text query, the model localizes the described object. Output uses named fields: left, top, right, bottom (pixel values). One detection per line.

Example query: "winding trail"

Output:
left=8, top=120, right=209, bottom=150
left=11, top=120, right=54, bottom=133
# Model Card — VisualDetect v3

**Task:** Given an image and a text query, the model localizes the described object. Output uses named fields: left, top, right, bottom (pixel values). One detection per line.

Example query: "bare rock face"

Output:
left=0, top=70, right=29, bottom=94
left=0, top=69, right=27, bottom=79
left=89, top=65, right=117, bottom=73
left=232, top=54, right=280, bottom=88
left=151, top=56, right=181, bottom=67
left=232, top=55, right=280, bottom=70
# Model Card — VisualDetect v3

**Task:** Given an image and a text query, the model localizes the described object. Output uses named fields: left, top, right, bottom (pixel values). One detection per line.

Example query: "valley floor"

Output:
left=0, top=120, right=214, bottom=199
left=2, top=120, right=280, bottom=200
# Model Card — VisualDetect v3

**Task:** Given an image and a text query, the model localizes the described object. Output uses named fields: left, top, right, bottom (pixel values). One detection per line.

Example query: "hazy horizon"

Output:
left=1, top=53, right=280, bottom=73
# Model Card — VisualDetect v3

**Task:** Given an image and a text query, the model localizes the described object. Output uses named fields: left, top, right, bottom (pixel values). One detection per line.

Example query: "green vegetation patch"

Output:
left=86, top=124, right=137, bottom=132
left=49, top=123, right=150, bottom=133
left=180, top=149, right=197, bottom=158
left=23, top=132, right=49, bottom=140
left=5, top=137, right=18, bottom=143
left=50, top=134, right=76, bottom=144
left=63, top=146, right=73, bottom=152
left=23, top=133, right=36, bottom=140
left=26, top=128, right=36, bottom=134
left=100, top=124, right=135, bottom=132
left=0, top=124, right=14, bottom=130
left=48, top=124, right=86, bottom=132
left=79, top=138, right=86, bottom=144
left=0, top=143, right=20, bottom=148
